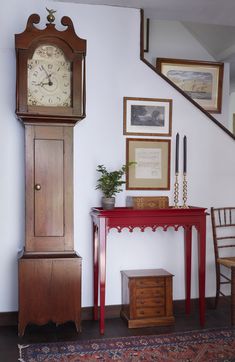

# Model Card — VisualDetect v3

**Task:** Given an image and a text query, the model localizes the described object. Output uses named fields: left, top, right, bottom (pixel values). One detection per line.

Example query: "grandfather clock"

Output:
left=15, top=10, right=86, bottom=336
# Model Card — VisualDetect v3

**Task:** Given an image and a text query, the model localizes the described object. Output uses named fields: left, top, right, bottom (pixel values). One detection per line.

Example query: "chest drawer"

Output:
left=121, top=269, right=175, bottom=328
left=136, top=296, right=165, bottom=308
left=135, top=278, right=165, bottom=288
left=135, top=287, right=164, bottom=298
left=135, top=306, right=165, bottom=318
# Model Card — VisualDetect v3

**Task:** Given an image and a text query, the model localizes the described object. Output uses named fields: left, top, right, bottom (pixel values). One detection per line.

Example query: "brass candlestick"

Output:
left=173, top=173, right=179, bottom=208
left=182, top=173, right=188, bottom=208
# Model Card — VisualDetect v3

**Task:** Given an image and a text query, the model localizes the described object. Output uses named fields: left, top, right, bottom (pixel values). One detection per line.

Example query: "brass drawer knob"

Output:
left=35, top=184, right=41, bottom=191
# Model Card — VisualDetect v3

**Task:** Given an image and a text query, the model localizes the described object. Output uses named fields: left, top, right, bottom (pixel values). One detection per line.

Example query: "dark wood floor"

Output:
left=0, top=300, right=232, bottom=362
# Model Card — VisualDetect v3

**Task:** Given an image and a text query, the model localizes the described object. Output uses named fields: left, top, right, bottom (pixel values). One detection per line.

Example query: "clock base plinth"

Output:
left=18, top=252, right=82, bottom=337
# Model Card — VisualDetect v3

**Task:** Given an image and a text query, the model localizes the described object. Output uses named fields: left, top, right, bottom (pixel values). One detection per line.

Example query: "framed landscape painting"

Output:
left=123, top=97, right=172, bottom=136
left=126, top=138, right=171, bottom=190
left=156, top=58, right=224, bottom=113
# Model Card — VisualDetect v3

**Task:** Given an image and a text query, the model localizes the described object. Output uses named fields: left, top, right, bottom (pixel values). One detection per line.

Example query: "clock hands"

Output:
left=35, top=81, right=51, bottom=87
left=33, top=66, right=59, bottom=90
left=41, top=65, right=51, bottom=78
left=28, top=57, right=71, bottom=106
left=41, top=65, right=53, bottom=86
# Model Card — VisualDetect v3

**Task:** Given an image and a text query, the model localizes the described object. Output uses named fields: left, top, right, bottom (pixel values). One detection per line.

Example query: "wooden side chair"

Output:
left=211, top=207, right=235, bottom=324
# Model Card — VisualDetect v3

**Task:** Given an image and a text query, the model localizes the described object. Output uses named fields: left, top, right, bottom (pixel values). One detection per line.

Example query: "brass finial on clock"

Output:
left=46, top=8, right=56, bottom=23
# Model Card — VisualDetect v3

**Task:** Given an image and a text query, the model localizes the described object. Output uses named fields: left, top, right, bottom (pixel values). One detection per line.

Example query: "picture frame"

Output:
left=126, top=138, right=171, bottom=190
left=123, top=97, right=172, bottom=137
left=143, top=17, right=150, bottom=52
left=156, top=58, right=224, bottom=113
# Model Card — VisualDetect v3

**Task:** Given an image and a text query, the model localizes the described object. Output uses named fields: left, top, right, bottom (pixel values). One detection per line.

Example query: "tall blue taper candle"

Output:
left=175, top=133, right=179, bottom=173
left=183, top=135, right=187, bottom=174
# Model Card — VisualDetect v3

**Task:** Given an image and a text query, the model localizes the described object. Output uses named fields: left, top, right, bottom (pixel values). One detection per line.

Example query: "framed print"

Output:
left=126, top=138, right=171, bottom=190
left=123, top=97, right=172, bottom=136
left=156, top=58, right=224, bottom=113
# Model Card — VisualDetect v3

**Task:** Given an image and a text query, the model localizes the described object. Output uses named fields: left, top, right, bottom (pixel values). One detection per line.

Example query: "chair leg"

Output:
left=231, top=267, right=235, bottom=325
left=214, top=263, right=221, bottom=309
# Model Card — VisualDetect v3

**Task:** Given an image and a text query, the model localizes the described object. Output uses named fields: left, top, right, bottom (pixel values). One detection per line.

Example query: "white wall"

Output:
left=145, top=19, right=230, bottom=130
left=0, top=0, right=235, bottom=313
left=145, top=20, right=215, bottom=65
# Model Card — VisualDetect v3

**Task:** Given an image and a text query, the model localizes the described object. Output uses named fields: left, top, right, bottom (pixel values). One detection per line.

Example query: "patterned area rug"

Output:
left=18, top=327, right=235, bottom=361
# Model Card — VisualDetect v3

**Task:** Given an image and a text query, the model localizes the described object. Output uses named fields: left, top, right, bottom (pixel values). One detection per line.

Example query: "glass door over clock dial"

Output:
left=28, top=45, right=72, bottom=107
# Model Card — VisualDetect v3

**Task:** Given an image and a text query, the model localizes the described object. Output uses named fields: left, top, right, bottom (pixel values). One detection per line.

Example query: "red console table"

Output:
left=90, top=206, right=207, bottom=334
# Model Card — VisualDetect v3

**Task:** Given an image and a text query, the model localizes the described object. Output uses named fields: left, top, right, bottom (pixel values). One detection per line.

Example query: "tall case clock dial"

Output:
left=28, top=45, right=72, bottom=107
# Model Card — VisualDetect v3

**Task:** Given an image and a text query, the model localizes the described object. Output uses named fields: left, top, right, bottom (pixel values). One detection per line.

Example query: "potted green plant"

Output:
left=96, top=163, right=135, bottom=209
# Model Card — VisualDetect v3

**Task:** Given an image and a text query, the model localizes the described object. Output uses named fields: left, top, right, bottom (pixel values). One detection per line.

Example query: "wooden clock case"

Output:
left=15, top=13, right=86, bottom=336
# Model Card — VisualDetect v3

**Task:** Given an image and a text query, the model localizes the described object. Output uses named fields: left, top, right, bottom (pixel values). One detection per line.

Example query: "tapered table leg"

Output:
left=93, top=224, right=99, bottom=320
left=184, top=226, right=192, bottom=315
left=198, top=219, right=206, bottom=327
left=99, top=217, right=107, bottom=334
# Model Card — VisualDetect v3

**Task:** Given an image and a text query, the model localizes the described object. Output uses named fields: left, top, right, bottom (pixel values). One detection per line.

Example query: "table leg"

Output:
left=184, top=226, right=192, bottom=315
left=231, top=266, right=235, bottom=325
left=198, top=219, right=206, bottom=327
left=99, top=217, right=107, bottom=334
left=93, top=223, right=99, bottom=320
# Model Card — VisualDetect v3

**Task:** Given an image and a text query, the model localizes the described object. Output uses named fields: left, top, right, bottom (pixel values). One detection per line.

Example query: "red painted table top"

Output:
left=91, top=206, right=207, bottom=216
left=90, top=206, right=207, bottom=232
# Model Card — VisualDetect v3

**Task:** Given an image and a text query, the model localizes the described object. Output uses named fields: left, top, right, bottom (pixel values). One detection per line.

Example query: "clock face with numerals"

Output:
left=27, top=45, right=72, bottom=107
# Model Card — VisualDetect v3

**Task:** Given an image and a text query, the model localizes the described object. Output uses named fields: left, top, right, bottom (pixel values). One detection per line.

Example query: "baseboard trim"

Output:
left=0, top=296, right=229, bottom=326
left=82, top=296, right=229, bottom=320
left=0, top=312, right=18, bottom=326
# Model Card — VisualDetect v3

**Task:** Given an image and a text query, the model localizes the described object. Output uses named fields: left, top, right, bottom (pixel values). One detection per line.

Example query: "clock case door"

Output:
left=25, top=125, right=74, bottom=252
left=15, top=14, right=86, bottom=125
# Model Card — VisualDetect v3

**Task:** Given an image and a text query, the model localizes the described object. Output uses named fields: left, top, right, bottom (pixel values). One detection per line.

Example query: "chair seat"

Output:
left=217, top=257, right=235, bottom=268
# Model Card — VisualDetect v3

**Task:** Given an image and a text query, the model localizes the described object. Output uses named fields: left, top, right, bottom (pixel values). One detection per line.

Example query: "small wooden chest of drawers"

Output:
left=120, top=269, right=175, bottom=328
